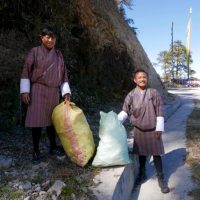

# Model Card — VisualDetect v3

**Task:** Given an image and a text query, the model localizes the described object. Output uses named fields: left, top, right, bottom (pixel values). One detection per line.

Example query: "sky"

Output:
left=125, top=0, right=200, bottom=78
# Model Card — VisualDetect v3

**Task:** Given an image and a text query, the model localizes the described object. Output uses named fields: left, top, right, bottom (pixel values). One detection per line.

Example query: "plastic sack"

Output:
left=52, top=101, right=95, bottom=167
left=92, top=111, right=131, bottom=167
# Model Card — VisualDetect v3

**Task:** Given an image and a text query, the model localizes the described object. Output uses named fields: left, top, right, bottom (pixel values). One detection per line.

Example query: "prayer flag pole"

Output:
left=186, top=8, right=192, bottom=80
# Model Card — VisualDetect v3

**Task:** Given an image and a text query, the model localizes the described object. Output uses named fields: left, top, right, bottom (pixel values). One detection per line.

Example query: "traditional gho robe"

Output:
left=119, top=86, right=164, bottom=155
left=20, top=45, right=71, bottom=127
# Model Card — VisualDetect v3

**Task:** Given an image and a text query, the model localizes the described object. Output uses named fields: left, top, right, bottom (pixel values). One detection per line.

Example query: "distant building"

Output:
left=186, top=77, right=200, bottom=87
left=171, top=77, right=200, bottom=87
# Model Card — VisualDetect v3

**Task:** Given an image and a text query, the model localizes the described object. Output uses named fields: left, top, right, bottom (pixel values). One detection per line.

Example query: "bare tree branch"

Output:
left=115, top=0, right=133, bottom=6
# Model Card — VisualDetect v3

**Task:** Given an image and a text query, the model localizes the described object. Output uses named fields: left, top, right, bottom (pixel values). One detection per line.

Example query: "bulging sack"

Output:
left=52, top=101, right=95, bottom=167
left=92, top=111, right=131, bottom=167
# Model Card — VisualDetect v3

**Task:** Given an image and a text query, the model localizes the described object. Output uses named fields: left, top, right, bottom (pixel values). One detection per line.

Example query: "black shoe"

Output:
left=50, top=147, right=64, bottom=156
left=135, top=169, right=147, bottom=186
left=157, top=173, right=170, bottom=193
left=32, top=151, right=41, bottom=164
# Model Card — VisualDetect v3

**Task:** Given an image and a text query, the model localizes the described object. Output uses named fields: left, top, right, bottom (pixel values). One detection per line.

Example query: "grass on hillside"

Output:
left=186, top=99, right=200, bottom=199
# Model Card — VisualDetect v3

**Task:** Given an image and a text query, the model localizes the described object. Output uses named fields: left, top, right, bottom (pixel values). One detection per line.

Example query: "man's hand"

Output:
left=21, top=93, right=30, bottom=104
left=64, top=93, right=71, bottom=101
left=155, top=131, right=162, bottom=139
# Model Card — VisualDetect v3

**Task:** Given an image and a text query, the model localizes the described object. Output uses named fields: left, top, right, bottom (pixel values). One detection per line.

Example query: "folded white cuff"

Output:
left=61, top=82, right=71, bottom=96
left=156, top=116, right=164, bottom=132
left=118, top=111, right=128, bottom=123
left=20, top=78, right=30, bottom=93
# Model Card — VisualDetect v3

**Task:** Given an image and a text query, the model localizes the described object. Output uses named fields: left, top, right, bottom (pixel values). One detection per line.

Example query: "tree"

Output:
left=157, top=51, right=172, bottom=81
left=117, top=0, right=137, bottom=34
left=157, top=40, right=194, bottom=80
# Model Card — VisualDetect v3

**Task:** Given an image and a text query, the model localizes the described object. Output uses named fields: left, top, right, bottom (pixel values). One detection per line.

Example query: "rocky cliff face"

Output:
left=74, top=0, right=168, bottom=99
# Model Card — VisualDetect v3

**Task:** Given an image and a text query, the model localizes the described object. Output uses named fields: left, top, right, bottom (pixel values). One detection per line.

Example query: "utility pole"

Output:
left=171, top=22, right=174, bottom=83
left=186, top=8, right=192, bottom=80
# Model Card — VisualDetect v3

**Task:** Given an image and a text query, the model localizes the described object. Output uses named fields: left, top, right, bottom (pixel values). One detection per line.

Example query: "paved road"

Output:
left=128, top=88, right=200, bottom=200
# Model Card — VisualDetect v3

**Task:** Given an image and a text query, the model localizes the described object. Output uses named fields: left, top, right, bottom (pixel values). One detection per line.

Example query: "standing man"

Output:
left=20, top=27, right=71, bottom=163
left=118, top=69, right=169, bottom=193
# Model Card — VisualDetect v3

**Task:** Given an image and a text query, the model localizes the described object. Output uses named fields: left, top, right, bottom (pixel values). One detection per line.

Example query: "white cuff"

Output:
left=118, top=111, right=128, bottom=123
left=156, top=116, right=164, bottom=132
left=20, top=79, right=30, bottom=93
left=61, top=82, right=71, bottom=96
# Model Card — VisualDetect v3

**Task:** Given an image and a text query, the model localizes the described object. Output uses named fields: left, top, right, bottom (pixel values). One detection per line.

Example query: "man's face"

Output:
left=134, top=72, right=148, bottom=89
left=41, top=34, right=56, bottom=50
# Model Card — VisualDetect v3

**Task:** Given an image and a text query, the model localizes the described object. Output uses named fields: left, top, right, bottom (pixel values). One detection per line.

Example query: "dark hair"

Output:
left=133, top=69, right=148, bottom=78
left=40, top=27, right=56, bottom=37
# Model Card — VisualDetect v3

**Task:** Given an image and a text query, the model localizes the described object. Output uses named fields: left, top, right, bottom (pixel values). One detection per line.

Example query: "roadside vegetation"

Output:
left=186, top=99, right=200, bottom=199
left=166, top=83, right=188, bottom=88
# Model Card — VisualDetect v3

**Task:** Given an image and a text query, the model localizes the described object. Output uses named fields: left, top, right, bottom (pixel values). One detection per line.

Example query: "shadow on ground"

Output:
left=112, top=148, right=186, bottom=200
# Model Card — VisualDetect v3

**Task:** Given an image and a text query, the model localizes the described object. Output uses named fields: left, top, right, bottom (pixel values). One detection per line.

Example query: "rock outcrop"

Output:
left=74, top=0, right=168, bottom=100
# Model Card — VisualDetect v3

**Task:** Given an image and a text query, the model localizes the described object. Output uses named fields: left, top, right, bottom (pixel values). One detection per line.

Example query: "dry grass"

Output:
left=75, top=0, right=124, bottom=50
left=186, top=99, right=200, bottom=199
